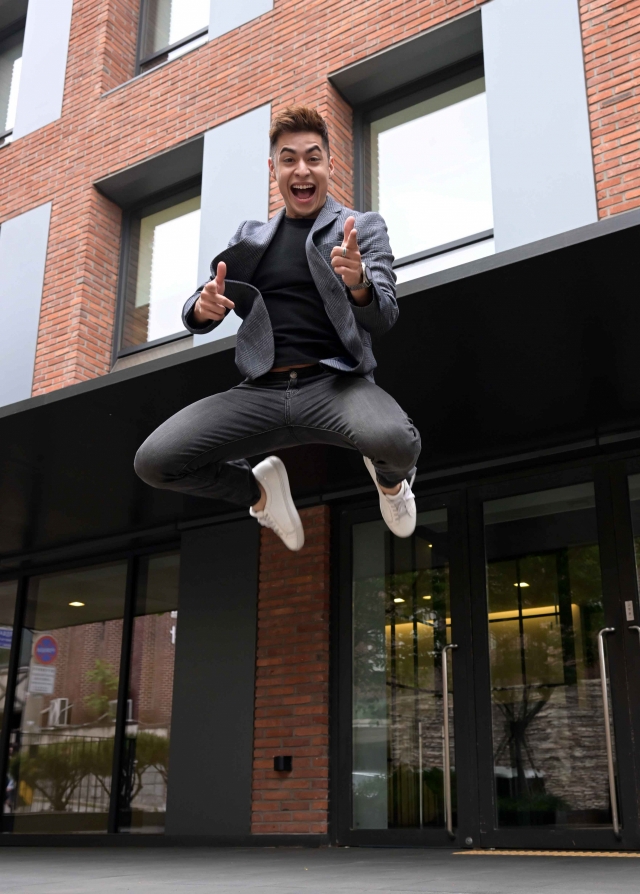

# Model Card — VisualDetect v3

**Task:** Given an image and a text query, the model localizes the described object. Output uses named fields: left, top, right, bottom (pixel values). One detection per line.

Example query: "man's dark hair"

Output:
left=269, top=106, right=330, bottom=160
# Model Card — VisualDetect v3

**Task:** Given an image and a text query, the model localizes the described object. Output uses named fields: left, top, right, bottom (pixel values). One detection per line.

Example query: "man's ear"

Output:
left=328, top=155, right=335, bottom=178
left=268, top=157, right=276, bottom=181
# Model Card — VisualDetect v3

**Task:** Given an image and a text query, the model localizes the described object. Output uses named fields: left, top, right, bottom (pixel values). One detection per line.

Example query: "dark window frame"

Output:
left=0, top=541, right=181, bottom=836
left=0, top=15, right=26, bottom=147
left=113, top=177, right=202, bottom=364
left=135, top=0, right=208, bottom=75
left=353, top=55, right=494, bottom=269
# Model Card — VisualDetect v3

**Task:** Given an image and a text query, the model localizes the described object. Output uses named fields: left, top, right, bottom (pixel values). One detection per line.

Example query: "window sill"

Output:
left=112, top=335, right=194, bottom=372
left=100, top=38, right=208, bottom=100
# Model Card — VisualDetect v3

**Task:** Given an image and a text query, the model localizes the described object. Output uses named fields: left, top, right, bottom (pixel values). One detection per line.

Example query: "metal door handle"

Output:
left=597, top=627, right=620, bottom=838
left=629, top=625, right=640, bottom=643
left=441, top=643, right=458, bottom=838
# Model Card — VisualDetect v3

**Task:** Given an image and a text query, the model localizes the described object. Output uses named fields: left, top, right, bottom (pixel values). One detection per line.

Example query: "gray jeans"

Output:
left=134, top=367, right=421, bottom=508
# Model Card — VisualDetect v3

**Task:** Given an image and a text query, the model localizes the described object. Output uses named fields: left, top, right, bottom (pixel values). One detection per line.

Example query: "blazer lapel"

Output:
left=307, top=196, right=364, bottom=364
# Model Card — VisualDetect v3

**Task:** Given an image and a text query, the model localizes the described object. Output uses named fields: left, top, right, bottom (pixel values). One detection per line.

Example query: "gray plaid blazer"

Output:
left=182, top=195, right=397, bottom=381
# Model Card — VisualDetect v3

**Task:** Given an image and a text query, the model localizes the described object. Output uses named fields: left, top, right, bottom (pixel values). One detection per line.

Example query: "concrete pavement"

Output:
left=1, top=846, right=638, bottom=893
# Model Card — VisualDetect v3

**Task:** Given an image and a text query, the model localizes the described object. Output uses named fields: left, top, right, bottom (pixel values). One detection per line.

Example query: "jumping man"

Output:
left=135, top=106, right=421, bottom=550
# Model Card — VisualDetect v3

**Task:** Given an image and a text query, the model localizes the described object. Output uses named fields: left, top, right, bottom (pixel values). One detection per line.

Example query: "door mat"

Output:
left=453, top=850, right=640, bottom=857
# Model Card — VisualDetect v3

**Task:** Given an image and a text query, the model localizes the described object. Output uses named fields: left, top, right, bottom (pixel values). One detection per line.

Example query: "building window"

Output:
left=0, top=25, right=24, bottom=147
left=120, top=187, right=201, bottom=354
left=1, top=549, right=180, bottom=834
left=364, top=73, right=494, bottom=283
left=138, top=0, right=209, bottom=73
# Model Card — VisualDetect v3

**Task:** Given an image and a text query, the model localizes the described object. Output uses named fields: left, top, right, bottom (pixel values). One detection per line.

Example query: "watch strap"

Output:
left=346, top=262, right=372, bottom=291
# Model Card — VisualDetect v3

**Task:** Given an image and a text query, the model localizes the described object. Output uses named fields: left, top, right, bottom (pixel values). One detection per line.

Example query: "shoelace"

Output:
left=254, top=509, right=287, bottom=542
left=385, top=481, right=415, bottom=522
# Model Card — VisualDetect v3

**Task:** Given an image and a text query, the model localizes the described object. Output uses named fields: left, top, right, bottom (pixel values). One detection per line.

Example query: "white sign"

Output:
left=29, top=665, right=57, bottom=695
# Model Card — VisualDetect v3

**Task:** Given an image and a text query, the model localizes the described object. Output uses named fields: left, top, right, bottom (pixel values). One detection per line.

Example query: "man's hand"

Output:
left=192, top=261, right=235, bottom=325
left=331, top=217, right=371, bottom=306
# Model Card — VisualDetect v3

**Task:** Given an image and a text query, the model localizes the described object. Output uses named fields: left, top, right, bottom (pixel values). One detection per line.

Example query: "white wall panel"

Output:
left=12, top=0, right=73, bottom=140
left=195, top=104, right=271, bottom=345
left=0, top=202, right=51, bottom=406
left=209, top=0, right=273, bottom=40
left=482, top=0, right=598, bottom=252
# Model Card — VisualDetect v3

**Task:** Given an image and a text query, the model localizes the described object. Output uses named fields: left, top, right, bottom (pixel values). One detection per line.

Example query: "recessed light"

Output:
left=428, top=543, right=433, bottom=548
left=423, top=595, right=432, bottom=600
left=514, top=582, right=530, bottom=588
left=393, top=597, right=405, bottom=604
left=69, top=601, right=85, bottom=607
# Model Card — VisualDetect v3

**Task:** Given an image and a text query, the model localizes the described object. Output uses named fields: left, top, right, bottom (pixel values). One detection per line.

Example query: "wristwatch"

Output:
left=346, top=262, right=373, bottom=291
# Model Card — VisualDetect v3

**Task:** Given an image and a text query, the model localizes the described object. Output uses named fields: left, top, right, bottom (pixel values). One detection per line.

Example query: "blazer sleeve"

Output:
left=182, top=221, right=246, bottom=335
left=348, top=212, right=398, bottom=337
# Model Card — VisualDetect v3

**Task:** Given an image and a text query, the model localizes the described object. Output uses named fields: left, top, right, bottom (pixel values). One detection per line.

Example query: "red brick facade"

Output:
left=252, top=506, right=331, bottom=834
left=580, top=0, right=640, bottom=218
left=0, top=0, right=638, bottom=391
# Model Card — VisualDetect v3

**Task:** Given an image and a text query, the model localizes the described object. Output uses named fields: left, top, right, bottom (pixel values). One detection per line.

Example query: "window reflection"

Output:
left=6, top=563, right=127, bottom=833
left=118, top=552, right=180, bottom=833
left=0, top=28, right=23, bottom=142
left=122, top=192, right=201, bottom=350
left=352, top=510, right=453, bottom=830
left=140, top=0, right=209, bottom=71
left=368, top=78, right=494, bottom=280
left=484, top=484, right=615, bottom=827
left=0, top=581, right=18, bottom=751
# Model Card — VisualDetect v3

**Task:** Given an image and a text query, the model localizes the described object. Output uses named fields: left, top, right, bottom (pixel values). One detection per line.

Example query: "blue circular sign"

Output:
left=34, top=635, right=58, bottom=665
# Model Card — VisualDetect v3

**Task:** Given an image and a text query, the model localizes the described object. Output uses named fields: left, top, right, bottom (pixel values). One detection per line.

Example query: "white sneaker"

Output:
left=364, top=456, right=416, bottom=538
left=250, top=456, right=305, bottom=551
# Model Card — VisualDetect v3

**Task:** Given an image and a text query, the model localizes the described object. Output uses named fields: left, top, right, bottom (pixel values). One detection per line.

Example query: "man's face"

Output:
left=269, top=131, right=334, bottom=219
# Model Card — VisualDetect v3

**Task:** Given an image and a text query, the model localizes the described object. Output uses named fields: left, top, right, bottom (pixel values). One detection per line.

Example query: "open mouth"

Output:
left=290, top=183, right=316, bottom=203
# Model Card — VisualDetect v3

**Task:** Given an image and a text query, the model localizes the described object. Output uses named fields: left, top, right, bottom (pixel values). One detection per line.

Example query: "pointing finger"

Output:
left=342, top=216, right=356, bottom=244
left=346, top=227, right=358, bottom=250
left=215, top=261, right=227, bottom=289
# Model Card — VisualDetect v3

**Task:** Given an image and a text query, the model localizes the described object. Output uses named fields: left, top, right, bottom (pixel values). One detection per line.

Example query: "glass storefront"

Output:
left=119, top=552, right=180, bottom=833
left=352, top=510, right=453, bottom=830
left=1, top=549, right=180, bottom=834
left=6, top=562, right=128, bottom=833
left=483, top=483, right=614, bottom=828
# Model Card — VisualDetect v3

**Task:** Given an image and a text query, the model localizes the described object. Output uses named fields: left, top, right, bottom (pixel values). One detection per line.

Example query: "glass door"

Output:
left=338, top=493, right=478, bottom=846
left=471, top=473, right=640, bottom=849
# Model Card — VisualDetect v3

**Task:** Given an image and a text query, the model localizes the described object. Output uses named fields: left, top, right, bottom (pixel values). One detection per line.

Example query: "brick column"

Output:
left=579, top=0, right=640, bottom=219
left=251, top=504, right=331, bottom=835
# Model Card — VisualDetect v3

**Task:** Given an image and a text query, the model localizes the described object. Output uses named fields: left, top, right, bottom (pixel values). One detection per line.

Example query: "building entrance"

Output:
left=337, top=460, right=640, bottom=850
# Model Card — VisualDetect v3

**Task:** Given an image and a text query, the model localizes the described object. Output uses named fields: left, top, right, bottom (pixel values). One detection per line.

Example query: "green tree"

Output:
left=83, top=659, right=119, bottom=721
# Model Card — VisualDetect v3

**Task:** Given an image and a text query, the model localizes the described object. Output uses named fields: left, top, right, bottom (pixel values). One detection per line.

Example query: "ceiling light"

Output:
left=393, top=597, right=405, bottom=604
left=513, top=582, right=530, bottom=588
left=428, top=543, right=433, bottom=548
left=423, top=595, right=432, bottom=600
left=69, top=601, right=85, bottom=607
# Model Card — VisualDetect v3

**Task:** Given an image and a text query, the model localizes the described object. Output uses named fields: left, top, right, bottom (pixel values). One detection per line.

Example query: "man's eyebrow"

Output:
left=279, top=144, right=323, bottom=156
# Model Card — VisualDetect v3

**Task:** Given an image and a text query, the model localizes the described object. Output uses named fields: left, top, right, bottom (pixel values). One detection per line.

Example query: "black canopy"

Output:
left=1, top=210, right=639, bottom=566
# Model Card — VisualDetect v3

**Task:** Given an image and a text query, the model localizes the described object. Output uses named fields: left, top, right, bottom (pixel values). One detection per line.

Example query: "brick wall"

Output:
left=252, top=505, right=331, bottom=835
left=4, top=0, right=640, bottom=394
left=581, top=0, right=640, bottom=217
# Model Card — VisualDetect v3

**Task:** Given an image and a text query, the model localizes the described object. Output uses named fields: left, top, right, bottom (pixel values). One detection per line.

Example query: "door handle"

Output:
left=597, top=627, right=621, bottom=838
left=629, top=625, right=640, bottom=643
left=441, top=643, right=458, bottom=838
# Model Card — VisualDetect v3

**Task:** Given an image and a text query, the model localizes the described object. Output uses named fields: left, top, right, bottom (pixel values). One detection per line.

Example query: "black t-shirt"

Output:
left=250, top=216, right=345, bottom=368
